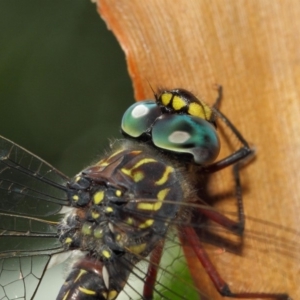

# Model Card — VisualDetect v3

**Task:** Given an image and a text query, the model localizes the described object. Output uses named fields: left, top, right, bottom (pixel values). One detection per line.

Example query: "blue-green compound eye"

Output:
left=121, top=101, right=161, bottom=137
left=152, top=114, right=220, bottom=164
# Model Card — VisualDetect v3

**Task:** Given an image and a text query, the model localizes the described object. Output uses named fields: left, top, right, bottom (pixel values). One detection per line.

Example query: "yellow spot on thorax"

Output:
left=127, top=243, right=146, bottom=254
left=64, top=237, right=72, bottom=244
left=81, top=222, right=92, bottom=235
left=72, top=195, right=79, bottom=201
left=139, top=219, right=154, bottom=228
left=132, top=171, right=144, bottom=182
left=155, top=165, right=174, bottom=185
left=126, top=217, right=134, bottom=225
left=107, top=149, right=124, bottom=160
left=97, top=150, right=141, bottom=167
left=91, top=211, right=100, bottom=219
left=108, top=290, right=118, bottom=300
left=157, top=188, right=171, bottom=200
left=93, top=226, right=103, bottom=239
left=62, top=290, right=70, bottom=300
left=130, top=150, right=142, bottom=155
left=137, top=201, right=161, bottom=211
left=78, top=286, right=96, bottom=295
left=105, top=207, right=113, bottom=213
left=102, top=250, right=111, bottom=258
left=96, top=149, right=124, bottom=166
left=132, top=158, right=157, bottom=170
left=93, top=190, right=105, bottom=204
left=115, top=190, right=122, bottom=197
left=96, top=157, right=110, bottom=167
left=121, top=158, right=157, bottom=180
left=74, top=269, right=87, bottom=283
left=137, top=188, right=170, bottom=211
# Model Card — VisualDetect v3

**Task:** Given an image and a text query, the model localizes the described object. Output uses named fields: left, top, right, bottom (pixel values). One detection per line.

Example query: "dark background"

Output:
left=0, top=0, right=132, bottom=177
left=0, top=1, right=132, bottom=299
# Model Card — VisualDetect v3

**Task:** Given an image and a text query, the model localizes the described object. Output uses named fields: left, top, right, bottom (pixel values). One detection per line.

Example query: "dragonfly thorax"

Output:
left=57, top=140, right=188, bottom=299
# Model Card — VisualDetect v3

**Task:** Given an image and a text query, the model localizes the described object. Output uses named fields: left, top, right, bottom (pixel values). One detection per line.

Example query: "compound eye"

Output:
left=152, top=114, right=220, bottom=165
left=121, top=100, right=161, bottom=138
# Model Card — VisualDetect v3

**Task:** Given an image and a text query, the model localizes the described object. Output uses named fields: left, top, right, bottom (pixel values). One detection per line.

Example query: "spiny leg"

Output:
left=183, top=226, right=290, bottom=299
left=197, top=162, right=245, bottom=235
left=198, top=86, right=253, bottom=234
left=191, top=125, right=289, bottom=299
left=212, top=84, right=223, bottom=109
left=202, top=85, right=253, bottom=174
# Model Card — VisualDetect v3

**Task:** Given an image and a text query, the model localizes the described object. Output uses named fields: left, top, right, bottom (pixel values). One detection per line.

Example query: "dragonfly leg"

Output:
left=202, top=86, right=254, bottom=174
left=183, top=226, right=290, bottom=299
left=143, top=241, right=164, bottom=300
left=197, top=160, right=245, bottom=236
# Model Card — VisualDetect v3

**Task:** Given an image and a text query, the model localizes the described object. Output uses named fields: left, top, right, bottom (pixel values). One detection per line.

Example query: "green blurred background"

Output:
left=0, top=0, right=132, bottom=176
left=0, top=1, right=132, bottom=299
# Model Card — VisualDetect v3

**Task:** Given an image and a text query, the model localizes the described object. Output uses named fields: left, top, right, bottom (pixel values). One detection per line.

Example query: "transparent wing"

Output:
left=0, top=136, right=70, bottom=299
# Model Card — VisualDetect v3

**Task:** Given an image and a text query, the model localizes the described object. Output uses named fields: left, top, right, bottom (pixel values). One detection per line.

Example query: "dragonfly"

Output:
left=0, top=86, right=295, bottom=300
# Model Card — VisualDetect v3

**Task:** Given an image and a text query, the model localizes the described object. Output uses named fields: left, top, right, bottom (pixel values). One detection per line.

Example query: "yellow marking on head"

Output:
left=91, top=211, right=100, bottom=219
left=74, top=269, right=87, bottom=283
left=160, top=92, right=173, bottom=105
left=72, top=195, right=79, bottom=202
left=121, top=158, right=157, bottom=179
left=115, top=190, right=122, bottom=197
left=155, top=166, right=174, bottom=185
left=75, top=176, right=81, bottom=182
left=127, top=243, right=146, bottom=254
left=204, top=106, right=213, bottom=119
left=64, top=237, right=72, bottom=244
left=188, top=102, right=204, bottom=117
left=172, top=95, right=186, bottom=111
left=105, top=206, right=113, bottom=213
left=188, top=102, right=212, bottom=120
left=102, top=250, right=111, bottom=258
left=78, top=286, right=96, bottom=295
left=157, top=188, right=171, bottom=201
left=93, top=190, right=105, bottom=204
left=108, top=290, right=118, bottom=300
left=139, top=219, right=154, bottom=229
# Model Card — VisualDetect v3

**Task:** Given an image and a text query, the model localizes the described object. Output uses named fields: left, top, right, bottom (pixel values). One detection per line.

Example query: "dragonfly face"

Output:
left=0, top=87, right=293, bottom=300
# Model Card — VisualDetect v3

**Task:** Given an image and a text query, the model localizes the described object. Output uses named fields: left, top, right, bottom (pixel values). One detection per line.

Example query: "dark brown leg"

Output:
left=183, top=226, right=290, bottom=299
left=143, top=241, right=164, bottom=300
